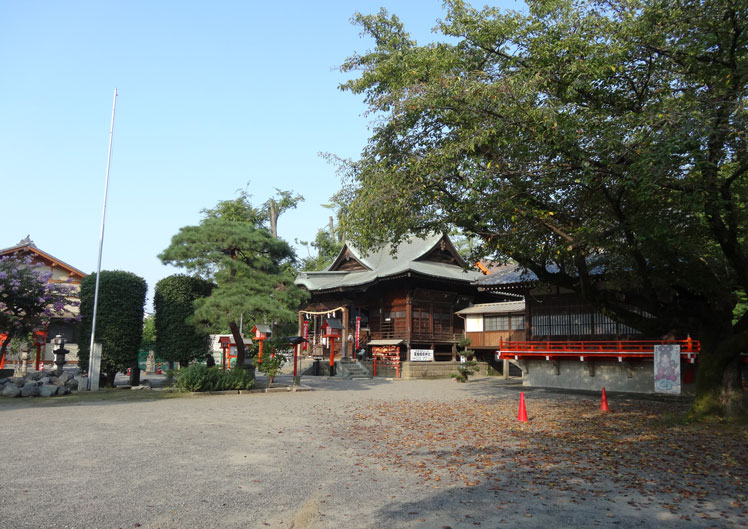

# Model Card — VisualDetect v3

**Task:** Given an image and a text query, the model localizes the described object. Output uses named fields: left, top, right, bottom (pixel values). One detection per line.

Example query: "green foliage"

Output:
left=337, top=0, right=748, bottom=409
left=452, top=360, right=478, bottom=383
left=141, top=315, right=156, bottom=351
left=159, top=193, right=309, bottom=337
left=154, top=274, right=214, bottom=366
left=453, top=337, right=477, bottom=382
left=298, top=229, right=344, bottom=271
left=174, top=365, right=254, bottom=392
left=0, top=255, right=77, bottom=357
left=78, top=271, right=146, bottom=384
left=255, top=340, right=287, bottom=380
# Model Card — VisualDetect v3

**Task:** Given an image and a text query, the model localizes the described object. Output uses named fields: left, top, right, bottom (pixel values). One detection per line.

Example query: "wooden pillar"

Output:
left=298, top=311, right=304, bottom=337
left=342, top=306, right=349, bottom=358
left=406, top=292, right=413, bottom=342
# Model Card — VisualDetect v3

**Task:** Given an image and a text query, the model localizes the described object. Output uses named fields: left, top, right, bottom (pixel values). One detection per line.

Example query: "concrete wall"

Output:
left=518, top=359, right=696, bottom=394
left=400, top=361, right=494, bottom=379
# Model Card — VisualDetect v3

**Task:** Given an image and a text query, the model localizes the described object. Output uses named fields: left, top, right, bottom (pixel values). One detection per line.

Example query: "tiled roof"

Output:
left=456, top=300, right=526, bottom=315
left=295, top=234, right=482, bottom=292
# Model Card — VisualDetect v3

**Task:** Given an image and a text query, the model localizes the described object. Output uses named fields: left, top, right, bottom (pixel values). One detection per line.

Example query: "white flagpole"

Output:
left=88, top=88, right=118, bottom=389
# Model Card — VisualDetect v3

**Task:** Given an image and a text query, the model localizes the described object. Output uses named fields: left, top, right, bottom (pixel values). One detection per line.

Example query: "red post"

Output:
left=396, top=361, right=400, bottom=378
left=258, top=339, right=264, bottom=364
left=293, top=343, right=298, bottom=377
left=373, top=357, right=377, bottom=377
left=329, top=338, right=335, bottom=368
left=0, top=333, right=7, bottom=369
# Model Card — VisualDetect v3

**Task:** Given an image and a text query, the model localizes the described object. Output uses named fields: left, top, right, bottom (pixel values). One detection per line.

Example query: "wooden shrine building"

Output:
left=294, top=234, right=484, bottom=362
left=461, top=262, right=700, bottom=393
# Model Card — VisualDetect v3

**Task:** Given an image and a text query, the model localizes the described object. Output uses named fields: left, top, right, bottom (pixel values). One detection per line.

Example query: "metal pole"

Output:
left=88, top=88, right=118, bottom=389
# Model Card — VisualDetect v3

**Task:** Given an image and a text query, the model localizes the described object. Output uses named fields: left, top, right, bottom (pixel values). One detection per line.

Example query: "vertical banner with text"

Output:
left=654, top=344, right=681, bottom=394
left=302, top=320, right=309, bottom=351
left=355, top=317, right=361, bottom=350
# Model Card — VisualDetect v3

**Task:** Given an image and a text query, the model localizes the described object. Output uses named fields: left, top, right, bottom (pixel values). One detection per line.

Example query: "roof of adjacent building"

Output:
left=295, top=233, right=482, bottom=292
left=0, top=236, right=86, bottom=280
left=474, top=262, right=539, bottom=288
left=456, top=300, right=526, bottom=315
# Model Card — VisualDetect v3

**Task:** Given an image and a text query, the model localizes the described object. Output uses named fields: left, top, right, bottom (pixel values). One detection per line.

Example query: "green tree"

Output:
left=298, top=229, right=344, bottom=271
left=141, top=315, right=156, bottom=352
left=78, top=271, right=147, bottom=387
left=263, top=188, right=304, bottom=239
left=154, top=275, right=214, bottom=367
left=0, top=255, right=77, bottom=361
left=159, top=193, right=309, bottom=369
left=337, top=0, right=748, bottom=416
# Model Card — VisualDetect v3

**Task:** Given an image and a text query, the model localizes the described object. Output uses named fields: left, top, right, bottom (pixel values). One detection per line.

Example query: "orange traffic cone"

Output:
left=127, top=368, right=131, bottom=376
left=518, top=392, right=529, bottom=422
left=600, top=387, right=611, bottom=412
left=157, top=363, right=162, bottom=375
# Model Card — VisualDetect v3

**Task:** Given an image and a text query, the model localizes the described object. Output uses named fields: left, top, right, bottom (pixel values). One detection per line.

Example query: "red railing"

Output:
left=498, top=338, right=700, bottom=363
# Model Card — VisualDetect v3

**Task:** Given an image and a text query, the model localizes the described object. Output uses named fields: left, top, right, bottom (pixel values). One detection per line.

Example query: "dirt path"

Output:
left=0, top=377, right=745, bottom=528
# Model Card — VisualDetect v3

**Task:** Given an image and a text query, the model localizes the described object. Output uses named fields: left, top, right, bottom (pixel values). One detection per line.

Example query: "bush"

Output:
left=175, top=365, right=253, bottom=392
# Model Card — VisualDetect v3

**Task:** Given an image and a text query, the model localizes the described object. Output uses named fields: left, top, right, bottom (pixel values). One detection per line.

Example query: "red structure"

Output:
left=497, top=338, right=700, bottom=363
left=252, top=324, right=271, bottom=364
left=320, top=319, right=341, bottom=373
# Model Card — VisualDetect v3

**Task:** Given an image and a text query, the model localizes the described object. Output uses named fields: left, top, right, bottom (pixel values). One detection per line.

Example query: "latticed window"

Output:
left=485, top=315, right=510, bottom=331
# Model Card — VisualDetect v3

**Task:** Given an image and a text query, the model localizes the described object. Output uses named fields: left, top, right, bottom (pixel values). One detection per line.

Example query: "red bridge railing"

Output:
left=497, top=338, right=700, bottom=363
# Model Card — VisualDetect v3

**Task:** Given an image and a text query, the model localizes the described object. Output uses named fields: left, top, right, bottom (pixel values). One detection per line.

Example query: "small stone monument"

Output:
left=145, top=351, right=156, bottom=374
left=52, top=334, right=70, bottom=376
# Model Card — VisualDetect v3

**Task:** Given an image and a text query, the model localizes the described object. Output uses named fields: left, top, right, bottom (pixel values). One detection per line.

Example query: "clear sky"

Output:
left=1, top=1, right=520, bottom=309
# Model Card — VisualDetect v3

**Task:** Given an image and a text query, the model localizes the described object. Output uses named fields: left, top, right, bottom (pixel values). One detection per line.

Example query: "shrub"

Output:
left=175, top=365, right=253, bottom=392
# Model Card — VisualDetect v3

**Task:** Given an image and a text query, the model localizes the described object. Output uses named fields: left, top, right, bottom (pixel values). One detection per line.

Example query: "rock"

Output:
left=140, top=379, right=152, bottom=388
left=30, top=371, right=43, bottom=381
left=2, top=383, right=21, bottom=397
left=58, top=371, right=73, bottom=384
left=39, top=376, right=51, bottom=385
left=21, top=384, right=40, bottom=397
left=64, top=378, right=78, bottom=390
left=56, top=386, right=70, bottom=396
left=38, top=384, right=58, bottom=397
left=23, top=379, right=39, bottom=387
left=53, top=377, right=66, bottom=387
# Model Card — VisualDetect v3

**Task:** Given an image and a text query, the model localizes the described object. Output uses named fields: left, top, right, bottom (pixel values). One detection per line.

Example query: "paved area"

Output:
left=0, top=376, right=745, bottom=529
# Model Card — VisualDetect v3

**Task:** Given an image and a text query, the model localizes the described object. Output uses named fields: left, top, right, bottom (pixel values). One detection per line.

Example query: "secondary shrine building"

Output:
left=294, top=234, right=484, bottom=363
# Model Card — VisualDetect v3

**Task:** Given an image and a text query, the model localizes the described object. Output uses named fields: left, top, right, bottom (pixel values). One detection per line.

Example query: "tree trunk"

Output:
left=129, top=360, right=141, bottom=386
left=228, top=320, right=248, bottom=369
left=104, top=370, right=117, bottom=388
left=692, top=334, right=746, bottom=419
left=721, top=356, right=745, bottom=418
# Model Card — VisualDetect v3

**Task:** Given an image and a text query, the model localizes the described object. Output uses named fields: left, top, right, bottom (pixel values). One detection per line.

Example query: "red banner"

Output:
left=355, top=316, right=361, bottom=350
left=302, top=320, right=309, bottom=350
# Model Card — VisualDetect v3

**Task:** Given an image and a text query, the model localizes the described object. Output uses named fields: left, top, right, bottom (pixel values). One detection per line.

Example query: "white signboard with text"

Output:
left=410, top=349, right=434, bottom=362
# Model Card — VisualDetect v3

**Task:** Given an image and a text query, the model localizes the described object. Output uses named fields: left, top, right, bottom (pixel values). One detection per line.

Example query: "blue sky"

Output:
left=1, top=1, right=519, bottom=308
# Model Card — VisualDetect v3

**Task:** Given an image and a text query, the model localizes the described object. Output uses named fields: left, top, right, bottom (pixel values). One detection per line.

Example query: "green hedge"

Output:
left=175, top=365, right=254, bottom=392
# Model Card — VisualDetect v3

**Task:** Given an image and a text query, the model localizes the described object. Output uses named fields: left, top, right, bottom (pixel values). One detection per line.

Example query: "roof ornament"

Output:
left=17, top=235, right=35, bottom=247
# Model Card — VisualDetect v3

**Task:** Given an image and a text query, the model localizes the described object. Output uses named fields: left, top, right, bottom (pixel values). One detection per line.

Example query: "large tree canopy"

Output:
left=159, top=194, right=308, bottom=368
left=336, top=0, right=748, bottom=415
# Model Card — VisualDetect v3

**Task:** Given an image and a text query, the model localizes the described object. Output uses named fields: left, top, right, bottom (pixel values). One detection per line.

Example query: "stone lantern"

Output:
left=52, top=334, right=69, bottom=376
left=19, top=341, right=29, bottom=376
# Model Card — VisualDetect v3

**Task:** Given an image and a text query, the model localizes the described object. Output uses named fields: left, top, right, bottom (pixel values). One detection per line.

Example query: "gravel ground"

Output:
left=0, top=376, right=744, bottom=529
